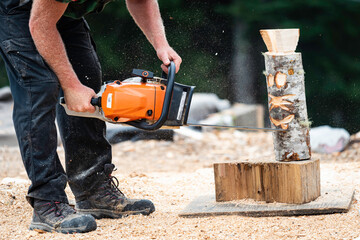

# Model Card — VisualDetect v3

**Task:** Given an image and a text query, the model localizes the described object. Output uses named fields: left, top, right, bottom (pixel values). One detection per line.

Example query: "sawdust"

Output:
left=0, top=130, right=359, bottom=239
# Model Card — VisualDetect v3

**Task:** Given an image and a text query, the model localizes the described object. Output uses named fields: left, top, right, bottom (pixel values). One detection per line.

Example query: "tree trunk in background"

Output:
left=229, top=20, right=256, bottom=104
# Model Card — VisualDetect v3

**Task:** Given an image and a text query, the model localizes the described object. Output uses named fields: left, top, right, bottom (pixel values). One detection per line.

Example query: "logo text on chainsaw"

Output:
left=107, top=93, right=112, bottom=109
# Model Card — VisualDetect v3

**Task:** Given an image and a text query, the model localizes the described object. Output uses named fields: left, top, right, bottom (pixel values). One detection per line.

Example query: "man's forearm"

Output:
left=126, top=0, right=169, bottom=50
left=29, top=0, right=96, bottom=113
left=126, top=0, right=182, bottom=73
left=29, top=0, right=81, bottom=90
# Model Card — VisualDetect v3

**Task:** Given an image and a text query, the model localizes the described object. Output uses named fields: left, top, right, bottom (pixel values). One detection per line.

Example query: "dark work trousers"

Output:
left=0, top=2, right=112, bottom=206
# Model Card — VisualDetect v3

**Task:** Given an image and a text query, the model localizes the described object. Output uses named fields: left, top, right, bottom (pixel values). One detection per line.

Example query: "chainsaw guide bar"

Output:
left=186, top=123, right=287, bottom=132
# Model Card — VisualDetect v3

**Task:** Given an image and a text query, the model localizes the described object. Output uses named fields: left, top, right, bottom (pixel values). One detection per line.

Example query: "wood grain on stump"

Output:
left=214, top=159, right=320, bottom=204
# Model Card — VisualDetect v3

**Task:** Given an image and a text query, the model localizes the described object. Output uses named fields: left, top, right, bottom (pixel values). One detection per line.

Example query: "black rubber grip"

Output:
left=91, top=97, right=101, bottom=107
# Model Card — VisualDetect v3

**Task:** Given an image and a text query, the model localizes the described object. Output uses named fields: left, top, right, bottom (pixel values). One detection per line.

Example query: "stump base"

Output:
left=214, top=158, right=320, bottom=204
left=179, top=186, right=354, bottom=218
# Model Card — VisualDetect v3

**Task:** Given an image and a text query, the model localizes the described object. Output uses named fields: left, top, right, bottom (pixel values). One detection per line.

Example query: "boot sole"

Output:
left=77, top=208, right=152, bottom=219
left=29, top=220, right=97, bottom=234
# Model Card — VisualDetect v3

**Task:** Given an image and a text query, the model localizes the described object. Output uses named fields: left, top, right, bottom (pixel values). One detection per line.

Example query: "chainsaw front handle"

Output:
left=126, top=61, right=176, bottom=131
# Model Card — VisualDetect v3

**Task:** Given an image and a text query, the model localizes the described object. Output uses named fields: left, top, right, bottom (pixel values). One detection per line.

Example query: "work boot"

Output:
left=29, top=200, right=97, bottom=234
left=76, top=164, right=155, bottom=219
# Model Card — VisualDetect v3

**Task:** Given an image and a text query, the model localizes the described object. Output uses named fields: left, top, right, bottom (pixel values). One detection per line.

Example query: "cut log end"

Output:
left=260, top=29, right=300, bottom=54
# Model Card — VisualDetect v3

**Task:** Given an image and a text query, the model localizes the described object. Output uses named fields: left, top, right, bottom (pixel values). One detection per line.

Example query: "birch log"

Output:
left=260, top=29, right=311, bottom=161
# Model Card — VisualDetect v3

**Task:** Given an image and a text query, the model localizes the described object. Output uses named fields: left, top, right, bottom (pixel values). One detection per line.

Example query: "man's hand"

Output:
left=157, top=46, right=182, bottom=74
left=63, top=84, right=97, bottom=113
left=126, top=0, right=182, bottom=73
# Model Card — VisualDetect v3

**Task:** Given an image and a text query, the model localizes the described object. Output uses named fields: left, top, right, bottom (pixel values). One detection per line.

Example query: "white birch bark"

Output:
left=264, top=52, right=311, bottom=161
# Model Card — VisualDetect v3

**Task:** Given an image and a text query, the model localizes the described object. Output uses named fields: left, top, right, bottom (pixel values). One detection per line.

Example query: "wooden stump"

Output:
left=261, top=29, right=311, bottom=161
left=214, top=159, right=320, bottom=204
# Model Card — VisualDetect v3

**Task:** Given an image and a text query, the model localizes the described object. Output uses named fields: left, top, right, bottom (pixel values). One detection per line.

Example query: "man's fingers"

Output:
left=169, top=49, right=181, bottom=73
left=157, top=47, right=182, bottom=73
left=158, top=51, right=170, bottom=66
left=161, top=59, right=181, bottom=73
left=68, top=104, right=95, bottom=113
left=64, top=86, right=97, bottom=113
left=87, top=104, right=96, bottom=113
left=163, top=58, right=171, bottom=66
left=161, top=64, right=168, bottom=74
left=172, top=57, right=182, bottom=73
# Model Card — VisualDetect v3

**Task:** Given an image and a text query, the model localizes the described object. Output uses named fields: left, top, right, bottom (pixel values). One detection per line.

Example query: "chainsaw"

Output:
left=60, top=61, right=285, bottom=132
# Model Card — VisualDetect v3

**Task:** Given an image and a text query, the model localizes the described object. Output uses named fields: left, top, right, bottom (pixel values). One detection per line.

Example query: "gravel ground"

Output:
left=0, top=130, right=359, bottom=240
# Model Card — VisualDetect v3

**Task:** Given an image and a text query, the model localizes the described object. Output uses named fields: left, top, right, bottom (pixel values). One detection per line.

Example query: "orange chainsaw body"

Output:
left=60, top=62, right=195, bottom=130
left=100, top=80, right=166, bottom=123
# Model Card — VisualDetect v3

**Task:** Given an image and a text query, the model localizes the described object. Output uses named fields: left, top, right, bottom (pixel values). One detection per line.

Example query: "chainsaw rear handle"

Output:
left=90, top=97, right=101, bottom=107
left=60, top=97, right=100, bottom=107
left=126, top=61, right=176, bottom=130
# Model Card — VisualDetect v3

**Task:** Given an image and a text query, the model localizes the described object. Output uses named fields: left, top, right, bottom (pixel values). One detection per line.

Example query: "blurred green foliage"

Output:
left=0, top=0, right=359, bottom=132
left=217, top=0, right=360, bottom=133
left=85, top=0, right=232, bottom=96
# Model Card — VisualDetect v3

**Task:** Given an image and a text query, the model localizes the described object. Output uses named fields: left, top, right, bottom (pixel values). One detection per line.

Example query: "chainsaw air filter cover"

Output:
left=100, top=79, right=195, bottom=127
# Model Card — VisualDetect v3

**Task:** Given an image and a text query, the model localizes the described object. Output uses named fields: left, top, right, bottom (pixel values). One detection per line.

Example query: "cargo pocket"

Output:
left=1, top=37, right=58, bottom=87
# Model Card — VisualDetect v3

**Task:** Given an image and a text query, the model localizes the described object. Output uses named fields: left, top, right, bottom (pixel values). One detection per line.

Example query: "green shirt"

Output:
left=56, top=0, right=112, bottom=19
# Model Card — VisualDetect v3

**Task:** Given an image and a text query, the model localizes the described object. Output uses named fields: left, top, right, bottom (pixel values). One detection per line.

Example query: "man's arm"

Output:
left=29, top=0, right=96, bottom=113
left=126, top=0, right=182, bottom=73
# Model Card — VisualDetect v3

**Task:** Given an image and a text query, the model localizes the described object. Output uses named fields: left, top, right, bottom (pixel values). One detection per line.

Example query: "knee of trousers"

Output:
left=11, top=83, right=60, bottom=145
left=11, top=79, right=60, bottom=118
left=11, top=79, right=60, bottom=147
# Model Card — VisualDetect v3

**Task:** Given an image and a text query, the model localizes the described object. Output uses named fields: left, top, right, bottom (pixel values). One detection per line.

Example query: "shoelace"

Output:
left=109, top=175, right=125, bottom=196
left=53, top=201, right=63, bottom=217
left=41, top=201, right=65, bottom=218
left=106, top=172, right=125, bottom=200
